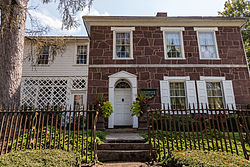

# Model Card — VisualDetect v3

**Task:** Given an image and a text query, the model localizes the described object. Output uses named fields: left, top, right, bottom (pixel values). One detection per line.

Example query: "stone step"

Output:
left=105, top=133, right=145, bottom=143
left=105, top=139, right=145, bottom=143
left=105, top=128, right=138, bottom=133
left=97, top=150, right=150, bottom=162
left=96, top=162, right=159, bottom=167
left=98, top=143, right=150, bottom=150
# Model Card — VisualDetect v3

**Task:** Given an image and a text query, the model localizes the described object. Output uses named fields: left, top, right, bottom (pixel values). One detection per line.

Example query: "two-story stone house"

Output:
left=21, top=13, right=250, bottom=129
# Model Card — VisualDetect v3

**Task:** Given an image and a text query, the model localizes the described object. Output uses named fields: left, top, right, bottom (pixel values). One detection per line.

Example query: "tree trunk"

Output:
left=0, top=0, right=28, bottom=108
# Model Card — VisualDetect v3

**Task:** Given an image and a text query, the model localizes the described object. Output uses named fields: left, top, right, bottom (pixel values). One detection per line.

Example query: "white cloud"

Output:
left=28, top=7, right=109, bottom=36
left=29, top=10, right=62, bottom=29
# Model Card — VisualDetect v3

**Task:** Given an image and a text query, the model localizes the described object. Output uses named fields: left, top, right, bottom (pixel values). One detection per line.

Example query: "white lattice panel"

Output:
left=21, top=76, right=87, bottom=107
left=71, top=77, right=87, bottom=90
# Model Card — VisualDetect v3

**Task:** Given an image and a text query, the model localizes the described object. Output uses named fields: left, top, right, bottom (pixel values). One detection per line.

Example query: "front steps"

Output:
left=97, top=143, right=151, bottom=162
left=97, top=131, right=151, bottom=162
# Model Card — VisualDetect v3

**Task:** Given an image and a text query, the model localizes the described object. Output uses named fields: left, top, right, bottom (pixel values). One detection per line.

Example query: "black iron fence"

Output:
left=0, top=106, right=99, bottom=163
left=147, top=104, right=250, bottom=161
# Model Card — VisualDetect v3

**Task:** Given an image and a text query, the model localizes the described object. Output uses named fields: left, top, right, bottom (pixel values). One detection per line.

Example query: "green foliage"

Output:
left=100, top=101, right=113, bottom=118
left=219, top=0, right=250, bottom=67
left=167, top=150, right=249, bottom=167
left=8, top=127, right=107, bottom=163
left=131, top=100, right=142, bottom=117
left=93, top=94, right=113, bottom=118
left=0, top=149, right=81, bottom=167
left=131, top=93, right=150, bottom=117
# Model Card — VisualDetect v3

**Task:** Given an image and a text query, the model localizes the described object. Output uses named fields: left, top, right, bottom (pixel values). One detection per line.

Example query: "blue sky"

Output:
left=26, top=0, right=228, bottom=36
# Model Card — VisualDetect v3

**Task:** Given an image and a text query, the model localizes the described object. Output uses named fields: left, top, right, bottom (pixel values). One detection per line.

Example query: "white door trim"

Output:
left=108, top=71, right=138, bottom=128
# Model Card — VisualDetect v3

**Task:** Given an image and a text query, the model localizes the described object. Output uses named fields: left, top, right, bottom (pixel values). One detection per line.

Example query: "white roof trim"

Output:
left=194, top=27, right=218, bottom=32
left=160, top=27, right=185, bottom=31
left=111, top=27, right=135, bottom=31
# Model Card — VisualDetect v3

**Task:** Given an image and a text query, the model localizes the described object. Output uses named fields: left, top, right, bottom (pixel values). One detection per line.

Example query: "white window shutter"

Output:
left=222, top=80, right=236, bottom=109
left=186, top=81, right=197, bottom=108
left=197, top=81, right=208, bottom=110
left=160, top=80, right=170, bottom=109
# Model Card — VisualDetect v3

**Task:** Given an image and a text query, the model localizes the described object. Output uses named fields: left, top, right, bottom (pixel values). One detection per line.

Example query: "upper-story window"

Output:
left=161, top=27, right=185, bottom=59
left=76, top=45, right=87, bottom=64
left=37, top=45, right=50, bottom=65
left=194, top=27, right=219, bottom=59
left=111, top=27, right=135, bottom=59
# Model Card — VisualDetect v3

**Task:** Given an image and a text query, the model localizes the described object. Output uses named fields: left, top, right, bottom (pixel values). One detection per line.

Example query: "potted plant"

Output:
left=94, top=94, right=113, bottom=130
left=131, top=93, right=149, bottom=117
left=131, top=93, right=153, bottom=130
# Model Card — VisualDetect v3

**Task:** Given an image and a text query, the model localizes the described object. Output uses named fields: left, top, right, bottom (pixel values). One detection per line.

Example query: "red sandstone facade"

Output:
left=83, top=16, right=250, bottom=128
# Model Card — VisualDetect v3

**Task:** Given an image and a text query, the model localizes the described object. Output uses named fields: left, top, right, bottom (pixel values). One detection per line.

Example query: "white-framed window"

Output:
left=194, top=27, right=219, bottom=59
left=169, top=82, right=186, bottom=109
left=206, top=82, right=224, bottom=109
left=161, top=27, right=185, bottom=59
left=76, top=45, right=88, bottom=64
left=37, top=45, right=50, bottom=65
left=197, top=76, right=236, bottom=109
left=111, top=27, right=135, bottom=59
left=160, top=76, right=197, bottom=110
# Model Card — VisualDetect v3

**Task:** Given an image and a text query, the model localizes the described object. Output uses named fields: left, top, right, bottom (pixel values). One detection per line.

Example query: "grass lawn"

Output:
left=140, top=130, right=250, bottom=162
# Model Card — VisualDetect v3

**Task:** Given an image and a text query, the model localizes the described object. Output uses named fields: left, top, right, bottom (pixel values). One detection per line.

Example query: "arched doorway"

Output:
left=114, top=79, right=133, bottom=126
left=108, top=71, right=138, bottom=128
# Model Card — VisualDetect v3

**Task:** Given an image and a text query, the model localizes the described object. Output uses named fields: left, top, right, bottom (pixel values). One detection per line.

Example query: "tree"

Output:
left=219, top=0, right=250, bottom=67
left=0, top=0, right=93, bottom=107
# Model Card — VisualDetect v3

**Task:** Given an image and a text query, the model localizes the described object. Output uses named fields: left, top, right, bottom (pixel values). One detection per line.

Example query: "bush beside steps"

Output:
left=0, top=149, right=81, bottom=167
left=166, top=150, right=249, bottom=167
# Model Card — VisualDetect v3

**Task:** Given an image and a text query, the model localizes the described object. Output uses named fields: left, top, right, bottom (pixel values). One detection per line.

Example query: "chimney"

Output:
left=156, top=12, right=167, bottom=17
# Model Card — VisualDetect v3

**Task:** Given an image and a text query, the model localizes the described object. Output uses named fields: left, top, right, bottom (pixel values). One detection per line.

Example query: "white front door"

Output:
left=114, top=88, right=133, bottom=126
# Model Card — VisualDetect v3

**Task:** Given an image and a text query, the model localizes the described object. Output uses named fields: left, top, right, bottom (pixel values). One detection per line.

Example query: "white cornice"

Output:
left=89, top=64, right=248, bottom=68
left=82, top=16, right=247, bottom=27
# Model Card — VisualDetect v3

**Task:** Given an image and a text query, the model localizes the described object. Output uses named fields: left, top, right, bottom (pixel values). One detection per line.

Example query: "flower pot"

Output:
left=138, top=105, right=148, bottom=131
left=96, top=112, right=105, bottom=130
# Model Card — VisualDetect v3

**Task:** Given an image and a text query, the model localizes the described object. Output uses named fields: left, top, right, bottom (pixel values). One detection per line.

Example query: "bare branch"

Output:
left=25, top=9, right=51, bottom=36
left=57, top=0, right=93, bottom=30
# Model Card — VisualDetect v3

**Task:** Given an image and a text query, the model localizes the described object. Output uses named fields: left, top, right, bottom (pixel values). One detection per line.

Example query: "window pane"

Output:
left=76, top=45, right=87, bottom=64
left=166, top=45, right=181, bottom=58
left=206, top=82, right=224, bottom=109
left=166, top=32, right=180, bottom=45
left=116, top=32, right=130, bottom=58
left=170, top=82, right=186, bottom=109
left=42, top=46, right=50, bottom=55
left=74, top=95, right=83, bottom=110
left=200, top=46, right=216, bottom=58
left=208, top=97, right=224, bottom=109
left=199, top=32, right=215, bottom=45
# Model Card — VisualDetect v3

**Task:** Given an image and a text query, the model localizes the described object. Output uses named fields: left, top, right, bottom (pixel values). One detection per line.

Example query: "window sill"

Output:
left=165, top=57, right=186, bottom=60
left=32, top=64, right=50, bottom=67
left=200, top=58, right=221, bottom=60
left=72, top=64, right=88, bottom=66
left=113, top=57, right=134, bottom=60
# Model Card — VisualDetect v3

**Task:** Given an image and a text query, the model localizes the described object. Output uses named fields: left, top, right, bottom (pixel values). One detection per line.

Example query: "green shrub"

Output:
left=167, top=150, right=250, bottom=167
left=101, top=101, right=113, bottom=118
left=0, top=149, right=81, bottom=167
